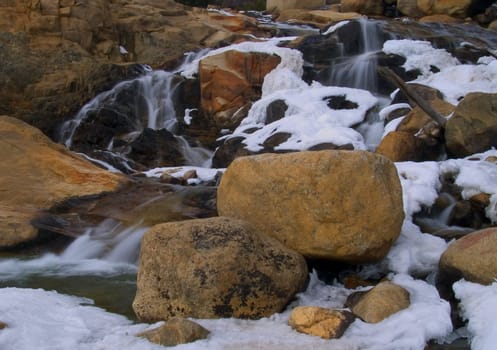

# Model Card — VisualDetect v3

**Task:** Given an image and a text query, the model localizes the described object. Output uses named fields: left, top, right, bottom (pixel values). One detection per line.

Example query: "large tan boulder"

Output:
left=349, top=282, right=411, bottom=323
left=438, top=227, right=497, bottom=286
left=217, top=151, right=404, bottom=263
left=133, top=216, right=308, bottom=322
left=0, top=116, right=126, bottom=248
left=288, top=306, right=355, bottom=339
left=199, top=50, right=281, bottom=130
left=445, top=92, right=497, bottom=157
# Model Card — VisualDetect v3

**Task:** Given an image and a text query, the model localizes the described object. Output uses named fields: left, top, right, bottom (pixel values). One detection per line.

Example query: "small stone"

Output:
left=182, top=170, right=198, bottom=181
left=137, top=318, right=209, bottom=346
left=160, top=173, right=184, bottom=185
left=288, top=306, right=355, bottom=339
left=350, top=282, right=410, bottom=323
left=0, top=321, right=7, bottom=329
left=485, top=156, right=497, bottom=163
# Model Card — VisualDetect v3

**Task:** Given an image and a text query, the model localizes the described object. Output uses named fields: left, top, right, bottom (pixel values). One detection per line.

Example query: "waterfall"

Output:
left=60, top=219, right=147, bottom=264
left=328, top=19, right=388, bottom=93
left=58, top=50, right=212, bottom=170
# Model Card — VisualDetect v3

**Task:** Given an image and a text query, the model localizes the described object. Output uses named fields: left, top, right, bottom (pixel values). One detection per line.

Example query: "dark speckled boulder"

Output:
left=133, top=216, right=308, bottom=322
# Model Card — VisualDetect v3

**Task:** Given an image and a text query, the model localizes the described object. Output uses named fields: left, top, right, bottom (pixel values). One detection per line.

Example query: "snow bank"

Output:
left=453, top=280, right=497, bottom=350
left=230, top=84, right=377, bottom=152
left=383, top=40, right=460, bottom=77
left=383, top=40, right=497, bottom=104
left=0, top=288, right=161, bottom=350
left=0, top=273, right=453, bottom=350
left=415, top=59, right=497, bottom=104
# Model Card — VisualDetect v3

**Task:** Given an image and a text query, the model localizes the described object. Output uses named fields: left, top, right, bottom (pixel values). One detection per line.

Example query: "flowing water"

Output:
left=59, top=50, right=212, bottom=171
left=328, top=18, right=387, bottom=92
left=0, top=219, right=147, bottom=318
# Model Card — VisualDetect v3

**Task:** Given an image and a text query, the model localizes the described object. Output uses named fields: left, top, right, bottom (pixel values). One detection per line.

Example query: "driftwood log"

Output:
left=378, top=66, right=447, bottom=128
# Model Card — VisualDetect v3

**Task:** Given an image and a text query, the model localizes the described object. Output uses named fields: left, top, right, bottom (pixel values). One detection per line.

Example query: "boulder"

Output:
left=445, top=92, right=497, bottom=158
left=276, top=9, right=361, bottom=29
left=397, top=0, right=425, bottom=17
left=438, top=227, right=497, bottom=287
left=397, top=0, right=492, bottom=18
left=0, top=116, right=126, bottom=248
left=199, top=50, right=281, bottom=131
left=217, top=151, right=404, bottom=263
left=137, top=318, right=209, bottom=346
left=267, top=0, right=325, bottom=11
left=348, top=282, right=411, bottom=323
left=376, top=131, right=425, bottom=162
left=340, top=0, right=384, bottom=16
left=127, top=128, right=185, bottom=169
left=133, top=216, right=308, bottom=322
left=417, top=0, right=493, bottom=18
left=288, top=306, right=355, bottom=339
left=211, top=136, right=253, bottom=168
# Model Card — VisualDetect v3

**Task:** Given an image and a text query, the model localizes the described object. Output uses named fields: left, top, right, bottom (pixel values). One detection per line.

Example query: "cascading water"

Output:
left=324, top=19, right=393, bottom=150
left=328, top=18, right=388, bottom=93
left=59, top=50, right=212, bottom=172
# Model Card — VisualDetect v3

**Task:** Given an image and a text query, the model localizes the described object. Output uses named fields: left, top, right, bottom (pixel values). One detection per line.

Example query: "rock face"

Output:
left=438, top=227, right=497, bottom=287
left=349, top=282, right=411, bottom=323
left=288, top=306, right=355, bottom=339
left=217, top=151, right=404, bottom=263
left=0, top=116, right=126, bottom=248
left=133, top=216, right=308, bottom=322
left=267, top=0, right=325, bottom=11
left=199, top=50, right=281, bottom=131
left=445, top=93, right=497, bottom=158
left=0, top=0, right=271, bottom=138
left=348, top=0, right=495, bottom=18
left=341, top=0, right=384, bottom=15
left=137, top=318, right=210, bottom=346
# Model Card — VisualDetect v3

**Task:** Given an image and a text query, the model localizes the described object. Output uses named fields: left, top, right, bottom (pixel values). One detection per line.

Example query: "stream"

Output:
left=2, top=10, right=497, bottom=349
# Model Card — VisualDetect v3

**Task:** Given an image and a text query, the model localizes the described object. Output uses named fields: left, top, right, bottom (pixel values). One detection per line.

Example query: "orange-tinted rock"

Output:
left=439, top=227, right=497, bottom=286
left=218, top=151, right=404, bottom=263
left=199, top=50, right=281, bottom=130
left=288, top=306, right=355, bottom=339
left=0, top=116, right=126, bottom=248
